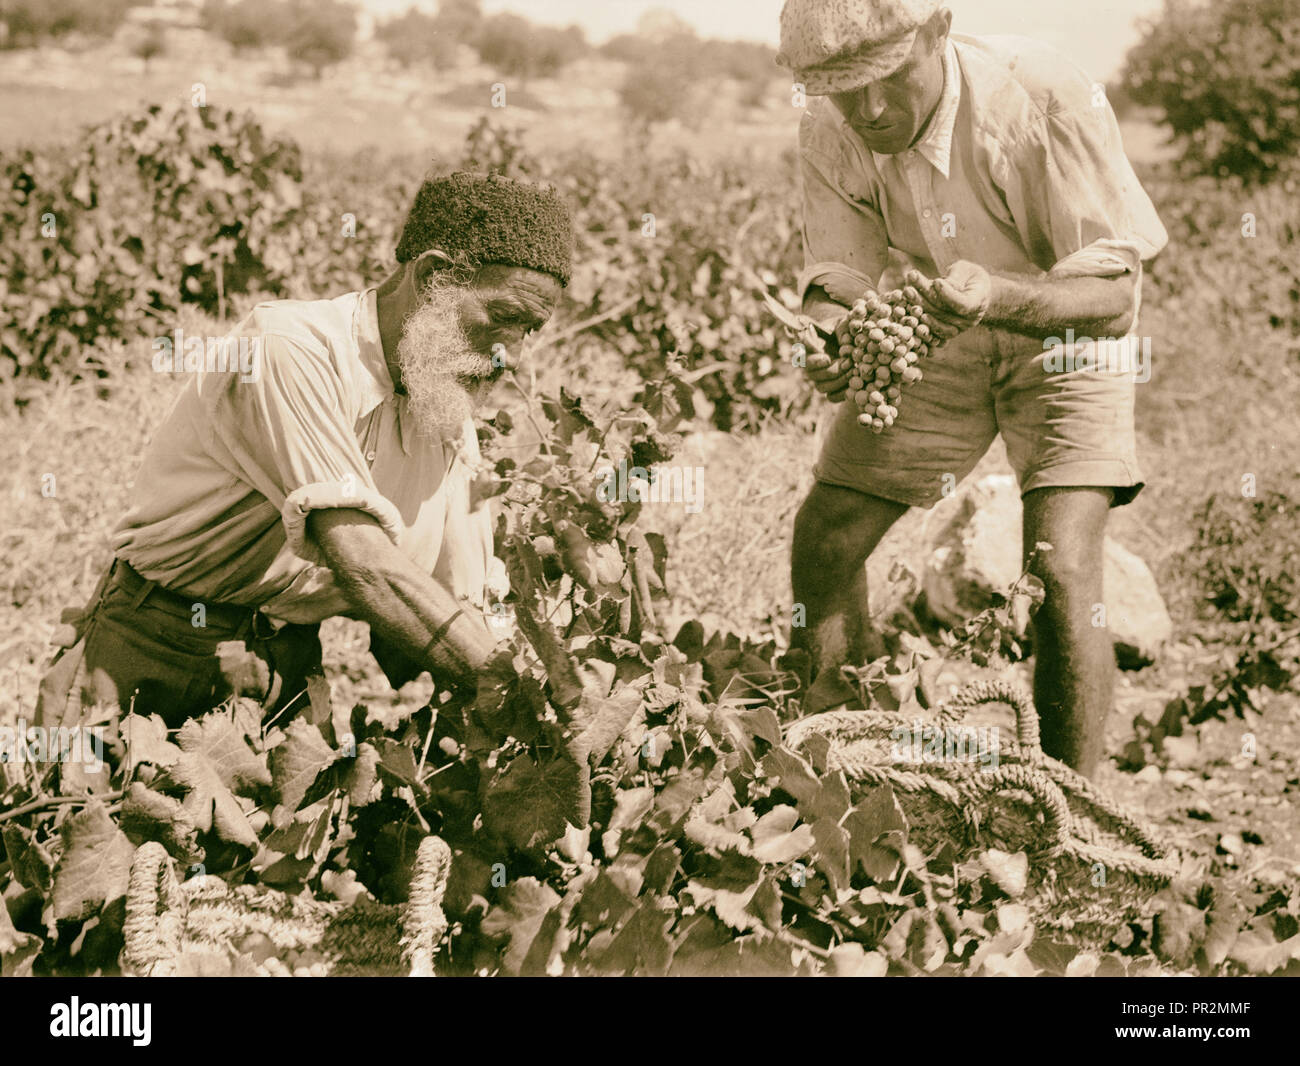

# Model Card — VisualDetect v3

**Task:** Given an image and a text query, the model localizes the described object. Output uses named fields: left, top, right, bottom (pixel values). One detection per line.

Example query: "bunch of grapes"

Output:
left=833, top=285, right=937, bottom=434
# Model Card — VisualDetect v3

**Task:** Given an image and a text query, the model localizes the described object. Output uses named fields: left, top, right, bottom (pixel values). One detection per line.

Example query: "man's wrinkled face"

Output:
left=828, top=23, right=947, bottom=156
left=396, top=262, right=560, bottom=439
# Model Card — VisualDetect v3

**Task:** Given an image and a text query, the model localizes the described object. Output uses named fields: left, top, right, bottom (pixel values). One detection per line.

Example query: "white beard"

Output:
left=396, top=277, right=496, bottom=440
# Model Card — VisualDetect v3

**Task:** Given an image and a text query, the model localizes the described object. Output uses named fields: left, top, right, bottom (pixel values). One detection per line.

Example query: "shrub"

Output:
left=1186, top=491, right=1300, bottom=626
left=1122, top=0, right=1300, bottom=184
left=201, top=0, right=355, bottom=75
left=599, top=33, right=651, bottom=65
left=0, top=105, right=309, bottom=389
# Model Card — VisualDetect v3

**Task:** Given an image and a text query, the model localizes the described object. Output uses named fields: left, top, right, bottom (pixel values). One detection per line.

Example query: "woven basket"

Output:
left=785, top=679, right=1179, bottom=945
left=120, top=836, right=451, bottom=976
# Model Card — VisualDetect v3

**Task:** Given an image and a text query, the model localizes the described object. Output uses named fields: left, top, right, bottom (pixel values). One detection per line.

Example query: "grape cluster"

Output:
left=834, top=285, right=937, bottom=434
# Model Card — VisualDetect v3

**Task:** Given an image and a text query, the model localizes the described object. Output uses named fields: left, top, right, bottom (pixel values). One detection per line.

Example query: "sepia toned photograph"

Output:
left=0, top=0, right=1296, bottom=1015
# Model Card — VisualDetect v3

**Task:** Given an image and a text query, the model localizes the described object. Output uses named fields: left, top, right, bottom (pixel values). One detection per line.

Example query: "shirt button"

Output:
left=365, top=450, right=377, bottom=462
left=923, top=209, right=933, bottom=219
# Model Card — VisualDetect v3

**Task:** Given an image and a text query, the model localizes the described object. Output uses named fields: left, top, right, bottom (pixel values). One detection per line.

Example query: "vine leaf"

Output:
left=748, top=805, right=815, bottom=865
left=341, top=742, right=381, bottom=807
left=50, top=801, right=134, bottom=922
left=482, top=745, right=591, bottom=852
left=572, top=684, right=644, bottom=765
left=120, top=714, right=181, bottom=769
left=512, top=600, right=584, bottom=713
left=844, top=785, right=908, bottom=883
left=2, top=824, right=55, bottom=893
left=270, top=718, right=339, bottom=825
left=0, top=895, right=40, bottom=977
left=120, top=782, right=204, bottom=865
left=480, top=877, right=561, bottom=976
left=590, top=898, right=675, bottom=975
left=173, top=714, right=272, bottom=848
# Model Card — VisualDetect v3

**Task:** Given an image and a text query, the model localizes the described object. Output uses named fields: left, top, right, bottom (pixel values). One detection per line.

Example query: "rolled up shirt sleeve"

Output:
left=207, top=333, right=404, bottom=561
left=797, top=108, right=890, bottom=307
left=996, top=88, right=1169, bottom=282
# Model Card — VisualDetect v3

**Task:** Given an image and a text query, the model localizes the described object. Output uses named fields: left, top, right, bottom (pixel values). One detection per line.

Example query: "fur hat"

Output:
left=396, top=171, right=574, bottom=287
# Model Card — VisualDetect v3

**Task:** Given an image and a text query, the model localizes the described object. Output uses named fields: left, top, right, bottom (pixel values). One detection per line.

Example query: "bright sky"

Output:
left=357, top=0, right=1165, bottom=81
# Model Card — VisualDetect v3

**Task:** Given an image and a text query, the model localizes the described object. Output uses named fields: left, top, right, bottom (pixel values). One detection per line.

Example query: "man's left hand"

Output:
left=907, top=261, right=991, bottom=342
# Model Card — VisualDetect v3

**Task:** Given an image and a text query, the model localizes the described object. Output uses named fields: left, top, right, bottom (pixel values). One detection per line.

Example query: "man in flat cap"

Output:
left=778, top=1, right=1168, bottom=775
left=37, top=172, right=573, bottom=733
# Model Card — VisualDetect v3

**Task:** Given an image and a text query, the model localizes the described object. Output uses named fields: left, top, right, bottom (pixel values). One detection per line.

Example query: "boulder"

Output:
left=921, top=474, right=1173, bottom=667
left=921, top=475, right=1024, bottom=629
left=1104, top=539, right=1174, bottom=668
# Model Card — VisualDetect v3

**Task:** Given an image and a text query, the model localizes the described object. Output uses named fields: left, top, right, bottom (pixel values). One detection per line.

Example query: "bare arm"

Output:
left=983, top=271, right=1137, bottom=339
left=307, top=508, right=500, bottom=689
left=909, top=262, right=1138, bottom=344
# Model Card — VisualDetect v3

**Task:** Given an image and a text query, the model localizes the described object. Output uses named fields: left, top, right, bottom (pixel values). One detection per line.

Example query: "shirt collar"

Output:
left=353, top=288, right=393, bottom=416
left=871, top=38, right=961, bottom=179
left=352, top=287, right=419, bottom=456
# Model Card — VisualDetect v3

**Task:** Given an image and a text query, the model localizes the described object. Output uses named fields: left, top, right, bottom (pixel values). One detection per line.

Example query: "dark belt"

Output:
left=110, top=558, right=273, bottom=639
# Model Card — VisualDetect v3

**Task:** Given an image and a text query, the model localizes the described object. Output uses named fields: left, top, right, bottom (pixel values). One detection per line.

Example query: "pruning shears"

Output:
left=746, top=270, right=831, bottom=356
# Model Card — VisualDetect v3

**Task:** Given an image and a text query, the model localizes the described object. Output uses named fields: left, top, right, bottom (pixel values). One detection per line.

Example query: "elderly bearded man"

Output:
left=37, top=172, right=572, bottom=734
left=777, top=0, right=1168, bottom=775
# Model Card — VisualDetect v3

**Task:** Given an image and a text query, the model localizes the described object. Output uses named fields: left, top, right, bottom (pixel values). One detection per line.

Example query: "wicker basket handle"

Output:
left=401, top=835, right=453, bottom=977
left=938, top=679, right=1041, bottom=754
left=122, top=841, right=186, bottom=976
left=975, top=763, right=1071, bottom=856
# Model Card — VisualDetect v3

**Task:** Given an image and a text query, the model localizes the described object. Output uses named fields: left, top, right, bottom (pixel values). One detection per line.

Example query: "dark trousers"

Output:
left=36, top=560, right=323, bottom=733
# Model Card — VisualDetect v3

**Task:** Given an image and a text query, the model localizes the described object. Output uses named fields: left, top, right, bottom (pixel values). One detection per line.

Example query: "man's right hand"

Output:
left=798, top=290, right=856, bottom=403
left=803, top=343, right=855, bottom=403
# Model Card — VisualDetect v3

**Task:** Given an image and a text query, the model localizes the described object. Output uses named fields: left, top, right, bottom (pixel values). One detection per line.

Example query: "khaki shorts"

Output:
left=813, top=328, right=1145, bottom=509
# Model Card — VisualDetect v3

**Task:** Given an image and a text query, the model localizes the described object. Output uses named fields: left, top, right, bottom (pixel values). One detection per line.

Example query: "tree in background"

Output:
left=375, top=7, right=455, bottom=69
left=435, top=0, right=481, bottom=46
left=1123, top=0, right=1300, bottom=184
left=599, top=34, right=652, bottom=65
left=609, top=9, right=779, bottom=119
left=696, top=38, right=779, bottom=109
left=201, top=0, right=288, bottom=52
left=130, top=19, right=167, bottom=71
left=284, top=0, right=356, bottom=79
left=202, top=0, right=355, bottom=78
left=375, top=0, right=481, bottom=71
left=475, top=13, right=587, bottom=84
left=0, top=0, right=138, bottom=48
left=617, top=18, right=702, bottom=128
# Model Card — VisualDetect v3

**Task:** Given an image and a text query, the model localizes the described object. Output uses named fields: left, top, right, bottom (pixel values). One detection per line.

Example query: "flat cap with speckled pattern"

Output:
left=776, top=0, right=941, bottom=94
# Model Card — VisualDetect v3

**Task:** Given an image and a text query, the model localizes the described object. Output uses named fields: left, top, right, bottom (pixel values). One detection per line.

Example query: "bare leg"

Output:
left=1022, top=486, right=1114, bottom=777
left=790, top=483, right=908, bottom=712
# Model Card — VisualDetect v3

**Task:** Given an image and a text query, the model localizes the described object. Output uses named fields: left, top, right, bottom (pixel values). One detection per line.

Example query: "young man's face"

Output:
left=828, top=25, right=948, bottom=156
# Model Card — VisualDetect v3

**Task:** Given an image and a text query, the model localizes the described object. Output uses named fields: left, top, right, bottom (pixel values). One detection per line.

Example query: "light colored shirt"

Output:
left=112, top=289, right=499, bottom=627
left=797, top=33, right=1169, bottom=357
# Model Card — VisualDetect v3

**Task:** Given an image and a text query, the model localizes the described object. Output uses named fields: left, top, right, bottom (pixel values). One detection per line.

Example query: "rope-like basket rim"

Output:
left=122, top=841, right=186, bottom=977
left=122, top=835, right=453, bottom=977
left=784, top=678, right=1180, bottom=885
